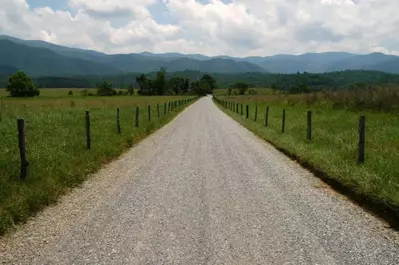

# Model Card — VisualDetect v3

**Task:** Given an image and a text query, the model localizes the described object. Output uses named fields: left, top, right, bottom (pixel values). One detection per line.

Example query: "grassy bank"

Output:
left=214, top=95, right=399, bottom=223
left=0, top=90, right=197, bottom=235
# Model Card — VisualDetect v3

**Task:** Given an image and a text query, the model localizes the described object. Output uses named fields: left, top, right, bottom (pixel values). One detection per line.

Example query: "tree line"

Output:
left=3, top=69, right=217, bottom=97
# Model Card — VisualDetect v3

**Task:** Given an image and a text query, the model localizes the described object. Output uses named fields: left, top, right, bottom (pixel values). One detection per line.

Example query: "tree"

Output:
left=153, top=67, right=167, bottom=95
left=200, top=74, right=217, bottom=92
left=191, top=80, right=212, bottom=96
left=234, top=82, right=249, bottom=95
left=136, top=74, right=154, bottom=95
left=127, top=84, right=135, bottom=96
left=6, top=71, right=40, bottom=97
left=182, top=79, right=190, bottom=94
left=96, top=80, right=115, bottom=96
left=168, top=76, right=186, bottom=95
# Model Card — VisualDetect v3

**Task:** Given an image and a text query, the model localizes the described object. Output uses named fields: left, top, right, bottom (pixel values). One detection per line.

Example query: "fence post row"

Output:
left=358, top=116, right=366, bottom=164
left=307, top=110, right=312, bottom=141
left=265, top=106, right=269, bottom=127
left=116, top=108, right=121, bottom=134
left=17, top=119, right=29, bottom=180
left=85, top=110, right=91, bottom=149
left=135, top=106, right=140, bottom=127
left=282, top=109, right=286, bottom=133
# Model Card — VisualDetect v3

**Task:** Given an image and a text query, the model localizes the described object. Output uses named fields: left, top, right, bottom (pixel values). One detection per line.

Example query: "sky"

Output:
left=1, top=0, right=399, bottom=57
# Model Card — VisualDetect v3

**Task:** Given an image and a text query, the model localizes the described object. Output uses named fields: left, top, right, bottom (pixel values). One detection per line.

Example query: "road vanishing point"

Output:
left=1, top=96, right=398, bottom=264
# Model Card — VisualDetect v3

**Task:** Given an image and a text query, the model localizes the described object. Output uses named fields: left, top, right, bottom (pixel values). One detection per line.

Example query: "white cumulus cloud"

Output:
left=0, top=0, right=399, bottom=56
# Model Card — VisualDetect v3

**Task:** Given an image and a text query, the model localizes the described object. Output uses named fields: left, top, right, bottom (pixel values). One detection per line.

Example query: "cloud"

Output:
left=1, top=0, right=399, bottom=57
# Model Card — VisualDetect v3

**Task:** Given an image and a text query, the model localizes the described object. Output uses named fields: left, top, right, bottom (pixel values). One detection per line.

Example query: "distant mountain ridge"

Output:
left=1, top=35, right=399, bottom=76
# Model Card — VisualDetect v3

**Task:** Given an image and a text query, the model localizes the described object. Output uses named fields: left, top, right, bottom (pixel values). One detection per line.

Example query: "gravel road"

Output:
left=1, top=96, right=398, bottom=265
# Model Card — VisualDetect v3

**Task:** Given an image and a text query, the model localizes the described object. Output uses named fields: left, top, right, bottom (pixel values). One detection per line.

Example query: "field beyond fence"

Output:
left=214, top=94, right=399, bottom=226
left=0, top=89, right=197, bottom=235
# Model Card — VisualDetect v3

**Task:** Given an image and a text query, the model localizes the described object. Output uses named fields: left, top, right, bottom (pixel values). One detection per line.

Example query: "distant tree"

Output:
left=127, top=84, right=135, bottom=96
left=182, top=79, right=190, bottom=94
left=154, top=67, right=167, bottom=95
left=248, top=89, right=258, bottom=95
left=200, top=74, right=217, bottom=92
left=6, top=71, right=40, bottom=97
left=191, top=80, right=212, bottom=96
left=96, top=80, right=115, bottom=96
left=68, top=90, right=73, bottom=96
left=136, top=74, right=154, bottom=95
left=227, top=87, right=232, bottom=95
left=168, top=76, right=186, bottom=95
left=234, top=82, right=249, bottom=95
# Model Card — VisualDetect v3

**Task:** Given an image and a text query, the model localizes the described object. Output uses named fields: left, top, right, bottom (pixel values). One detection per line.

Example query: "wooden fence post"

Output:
left=246, top=105, right=249, bottom=119
left=282, top=109, right=286, bottom=133
left=85, top=111, right=91, bottom=149
left=265, top=106, right=269, bottom=127
left=157, top=103, right=160, bottom=118
left=17, top=119, right=29, bottom=180
left=148, top=105, right=151, bottom=122
left=358, top=116, right=366, bottom=164
left=307, top=110, right=312, bottom=141
left=241, top=104, right=243, bottom=116
left=164, top=102, right=167, bottom=115
left=236, top=103, right=239, bottom=113
left=116, top=108, right=121, bottom=134
left=135, top=106, right=139, bottom=127
left=255, top=106, right=258, bottom=122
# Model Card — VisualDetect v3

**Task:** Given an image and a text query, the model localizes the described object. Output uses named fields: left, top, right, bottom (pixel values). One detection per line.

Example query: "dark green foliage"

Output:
left=200, top=74, right=218, bottom=91
left=96, top=80, right=115, bottom=96
left=248, top=89, right=258, bottom=95
left=153, top=67, right=167, bottom=95
left=6, top=70, right=399, bottom=93
left=168, top=76, right=187, bottom=95
left=68, top=90, right=73, bottom=96
left=80, top=89, right=88, bottom=96
left=6, top=71, right=40, bottom=97
left=127, top=85, right=135, bottom=96
left=234, top=82, right=249, bottom=95
left=190, top=79, right=213, bottom=96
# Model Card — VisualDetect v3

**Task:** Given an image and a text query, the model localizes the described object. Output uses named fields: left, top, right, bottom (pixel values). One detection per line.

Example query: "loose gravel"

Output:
left=1, top=96, right=398, bottom=265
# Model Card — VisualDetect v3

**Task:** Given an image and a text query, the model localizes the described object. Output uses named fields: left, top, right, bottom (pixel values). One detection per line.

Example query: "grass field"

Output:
left=0, top=88, right=196, bottom=235
left=214, top=95, right=399, bottom=222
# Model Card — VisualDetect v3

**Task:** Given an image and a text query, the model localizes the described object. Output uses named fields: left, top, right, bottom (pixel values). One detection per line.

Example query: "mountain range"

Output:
left=1, top=35, right=399, bottom=76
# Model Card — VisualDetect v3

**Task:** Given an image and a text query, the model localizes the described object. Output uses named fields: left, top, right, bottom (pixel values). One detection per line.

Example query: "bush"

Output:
left=6, top=71, right=40, bottom=97
left=118, top=90, right=124, bottom=96
left=248, top=89, right=258, bottom=95
left=80, top=89, right=88, bottom=96
left=68, top=90, right=73, bottom=96
left=97, top=80, right=114, bottom=96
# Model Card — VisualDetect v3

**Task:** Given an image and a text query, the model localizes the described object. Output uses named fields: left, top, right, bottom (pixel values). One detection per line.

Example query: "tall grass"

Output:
left=0, top=94, right=196, bottom=235
left=214, top=92, right=399, bottom=223
left=222, top=85, right=399, bottom=112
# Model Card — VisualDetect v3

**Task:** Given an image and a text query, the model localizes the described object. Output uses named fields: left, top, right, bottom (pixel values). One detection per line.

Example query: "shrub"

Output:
left=80, top=89, right=88, bottom=96
left=248, top=89, right=258, bottom=95
left=68, top=90, right=73, bottom=96
left=97, top=80, right=114, bottom=96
